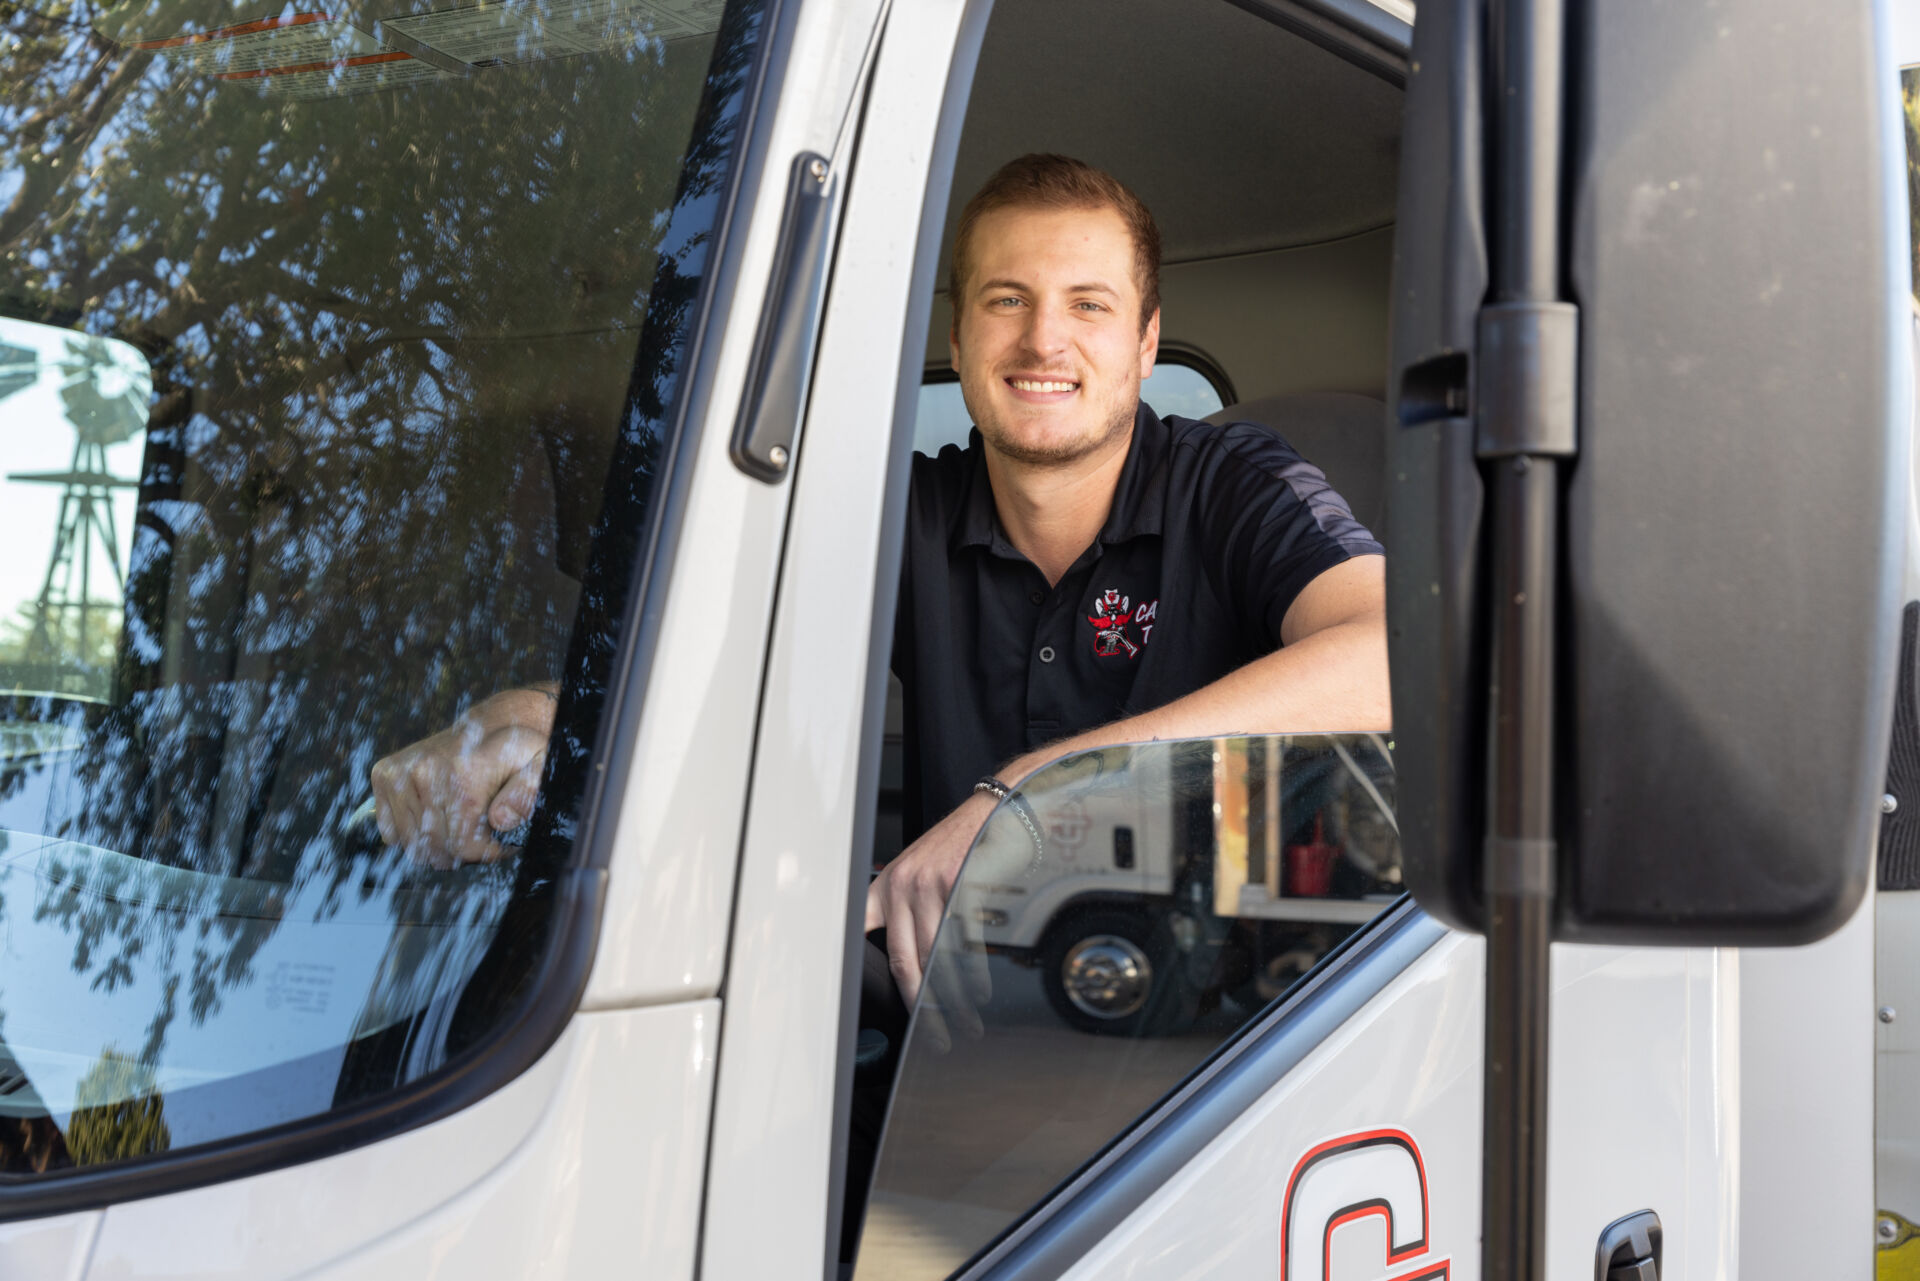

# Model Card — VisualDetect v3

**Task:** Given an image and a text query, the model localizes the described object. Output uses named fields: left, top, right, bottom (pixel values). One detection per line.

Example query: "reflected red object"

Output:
left=1285, top=815, right=1339, bottom=898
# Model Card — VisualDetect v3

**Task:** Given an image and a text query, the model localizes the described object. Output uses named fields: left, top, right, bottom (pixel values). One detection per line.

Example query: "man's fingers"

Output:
left=961, top=941, right=993, bottom=1008
left=928, top=938, right=984, bottom=1042
left=885, top=886, right=925, bottom=1006
left=371, top=757, right=400, bottom=846
left=917, top=1000, right=953, bottom=1055
left=389, top=760, right=428, bottom=852
left=911, top=870, right=946, bottom=979
left=864, top=873, right=887, bottom=934
left=487, top=747, right=545, bottom=833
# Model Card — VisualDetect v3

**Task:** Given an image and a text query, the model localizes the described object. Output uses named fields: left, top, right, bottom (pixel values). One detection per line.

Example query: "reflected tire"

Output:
left=1039, top=909, right=1192, bottom=1037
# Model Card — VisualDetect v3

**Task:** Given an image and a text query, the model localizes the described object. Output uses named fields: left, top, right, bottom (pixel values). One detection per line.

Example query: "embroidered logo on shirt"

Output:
left=1087, top=588, right=1158, bottom=659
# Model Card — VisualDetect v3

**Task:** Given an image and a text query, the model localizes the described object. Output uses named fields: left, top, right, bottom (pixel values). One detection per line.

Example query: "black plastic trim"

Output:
left=961, top=901, right=1446, bottom=1281
left=573, top=0, right=796, bottom=879
left=730, top=151, right=837, bottom=483
left=829, top=0, right=996, bottom=1269
left=1155, top=341, right=1240, bottom=409
left=1224, top=0, right=1411, bottom=86
left=0, top=0, right=790, bottom=1223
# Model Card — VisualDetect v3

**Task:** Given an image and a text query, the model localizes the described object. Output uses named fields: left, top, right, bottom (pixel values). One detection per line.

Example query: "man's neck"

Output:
left=982, top=418, right=1135, bottom=587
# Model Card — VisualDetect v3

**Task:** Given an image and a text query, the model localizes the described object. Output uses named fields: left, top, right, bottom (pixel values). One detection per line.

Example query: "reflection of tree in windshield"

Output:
left=66, top=1048, right=171, bottom=1164
left=0, top=0, right=763, bottom=1173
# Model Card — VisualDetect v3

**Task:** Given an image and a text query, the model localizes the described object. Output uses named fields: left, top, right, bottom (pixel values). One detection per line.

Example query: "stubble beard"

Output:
left=965, top=377, right=1140, bottom=468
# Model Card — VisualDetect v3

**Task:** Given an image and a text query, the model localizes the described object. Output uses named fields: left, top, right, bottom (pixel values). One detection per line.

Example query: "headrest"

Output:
left=1203, top=392, right=1386, bottom=542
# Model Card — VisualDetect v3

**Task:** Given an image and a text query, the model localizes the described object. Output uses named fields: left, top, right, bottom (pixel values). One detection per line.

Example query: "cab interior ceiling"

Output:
left=920, top=0, right=1404, bottom=405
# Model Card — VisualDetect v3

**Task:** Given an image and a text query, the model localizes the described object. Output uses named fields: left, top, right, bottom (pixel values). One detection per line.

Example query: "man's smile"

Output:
left=1005, top=375, right=1081, bottom=401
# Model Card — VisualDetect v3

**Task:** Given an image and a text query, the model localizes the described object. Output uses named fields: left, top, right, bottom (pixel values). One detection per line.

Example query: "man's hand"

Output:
left=371, top=685, right=557, bottom=867
left=865, top=790, right=997, bottom=1007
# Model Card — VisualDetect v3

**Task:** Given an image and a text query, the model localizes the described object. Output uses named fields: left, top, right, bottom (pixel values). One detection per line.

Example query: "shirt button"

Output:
left=1038, top=645, right=1056, bottom=663
left=1029, top=590, right=1045, bottom=606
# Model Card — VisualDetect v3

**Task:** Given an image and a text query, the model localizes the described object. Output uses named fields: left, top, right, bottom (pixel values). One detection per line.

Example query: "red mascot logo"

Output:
left=1087, top=588, right=1157, bottom=658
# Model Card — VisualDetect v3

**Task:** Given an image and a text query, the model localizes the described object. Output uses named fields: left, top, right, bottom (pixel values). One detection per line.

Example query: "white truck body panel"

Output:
left=698, top=1, right=970, bottom=1275
left=80, top=1003, right=716, bottom=1281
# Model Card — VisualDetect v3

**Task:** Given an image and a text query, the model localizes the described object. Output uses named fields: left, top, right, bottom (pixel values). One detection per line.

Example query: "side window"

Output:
left=913, top=358, right=1230, bottom=456
left=0, top=0, right=766, bottom=1180
left=854, top=735, right=1402, bottom=1280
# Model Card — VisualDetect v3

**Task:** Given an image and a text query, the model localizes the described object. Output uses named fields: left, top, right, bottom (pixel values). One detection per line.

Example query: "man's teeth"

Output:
left=1011, top=379, right=1077, bottom=393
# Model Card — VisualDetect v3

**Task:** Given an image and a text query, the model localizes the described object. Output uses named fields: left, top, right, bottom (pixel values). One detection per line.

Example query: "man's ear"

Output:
left=1137, top=308, right=1161, bottom=379
left=949, top=316, right=961, bottom=373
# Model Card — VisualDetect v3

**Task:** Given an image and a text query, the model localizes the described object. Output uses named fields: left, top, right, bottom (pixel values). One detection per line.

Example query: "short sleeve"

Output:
left=1189, top=422, right=1384, bottom=651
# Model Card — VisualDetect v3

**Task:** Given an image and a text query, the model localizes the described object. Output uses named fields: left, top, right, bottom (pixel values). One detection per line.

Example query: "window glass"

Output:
left=852, top=733, right=1403, bottom=1280
left=913, top=361, right=1228, bottom=456
left=0, top=0, right=762, bottom=1176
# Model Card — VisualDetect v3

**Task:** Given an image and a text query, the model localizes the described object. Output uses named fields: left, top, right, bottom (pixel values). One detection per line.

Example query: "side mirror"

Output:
left=1386, top=0, right=1904, bottom=945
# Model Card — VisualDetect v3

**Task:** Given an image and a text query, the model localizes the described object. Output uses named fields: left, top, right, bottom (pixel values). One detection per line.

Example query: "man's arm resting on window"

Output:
left=866, top=554, right=1389, bottom=1002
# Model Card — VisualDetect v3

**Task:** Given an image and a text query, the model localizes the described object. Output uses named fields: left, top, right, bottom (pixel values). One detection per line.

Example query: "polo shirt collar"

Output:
left=950, top=401, right=1171, bottom=556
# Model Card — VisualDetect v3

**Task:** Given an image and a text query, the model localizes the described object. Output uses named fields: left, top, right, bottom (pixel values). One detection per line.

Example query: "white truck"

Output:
left=0, top=0, right=1913, bottom=1278
left=956, top=735, right=1400, bottom=1035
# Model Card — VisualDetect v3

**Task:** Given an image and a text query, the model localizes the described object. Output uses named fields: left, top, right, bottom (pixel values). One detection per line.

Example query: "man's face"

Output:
left=950, top=204, right=1160, bottom=466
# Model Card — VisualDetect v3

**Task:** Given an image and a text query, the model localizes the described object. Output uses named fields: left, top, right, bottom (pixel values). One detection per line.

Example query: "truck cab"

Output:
left=0, top=0, right=1910, bottom=1277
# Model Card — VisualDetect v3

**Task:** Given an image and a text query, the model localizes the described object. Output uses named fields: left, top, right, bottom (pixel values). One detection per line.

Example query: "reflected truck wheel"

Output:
left=1040, top=909, right=1194, bottom=1037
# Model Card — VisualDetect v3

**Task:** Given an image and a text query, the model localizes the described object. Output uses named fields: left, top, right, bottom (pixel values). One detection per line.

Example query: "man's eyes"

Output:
left=983, top=297, right=1110, bottom=312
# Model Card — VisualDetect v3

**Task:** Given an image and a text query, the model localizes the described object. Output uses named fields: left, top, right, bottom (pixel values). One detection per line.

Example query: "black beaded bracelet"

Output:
left=973, top=776, right=1012, bottom=802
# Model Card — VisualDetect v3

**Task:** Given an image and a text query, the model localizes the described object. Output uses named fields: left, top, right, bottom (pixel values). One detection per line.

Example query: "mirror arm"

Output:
left=1476, top=0, right=1574, bottom=1278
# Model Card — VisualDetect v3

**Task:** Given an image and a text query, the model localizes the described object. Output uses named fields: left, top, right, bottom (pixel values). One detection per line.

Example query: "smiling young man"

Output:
left=369, top=154, right=1390, bottom=1005
left=868, top=154, right=1390, bottom=1003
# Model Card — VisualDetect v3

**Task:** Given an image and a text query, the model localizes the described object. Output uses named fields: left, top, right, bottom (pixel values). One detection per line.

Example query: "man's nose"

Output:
left=1018, top=303, right=1071, bottom=359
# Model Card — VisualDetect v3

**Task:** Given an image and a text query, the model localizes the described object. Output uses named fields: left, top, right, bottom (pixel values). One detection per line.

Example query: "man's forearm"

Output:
left=998, top=611, right=1390, bottom=787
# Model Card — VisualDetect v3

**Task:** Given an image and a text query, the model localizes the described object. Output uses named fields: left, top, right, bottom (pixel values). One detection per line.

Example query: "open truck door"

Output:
left=819, top=0, right=1906, bottom=1279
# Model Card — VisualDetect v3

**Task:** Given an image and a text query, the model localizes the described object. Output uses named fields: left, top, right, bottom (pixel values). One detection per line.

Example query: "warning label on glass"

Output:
left=259, top=52, right=454, bottom=97
left=135, top=13, right=387, bottom=75
left=383, top=0, right=723, bottom=65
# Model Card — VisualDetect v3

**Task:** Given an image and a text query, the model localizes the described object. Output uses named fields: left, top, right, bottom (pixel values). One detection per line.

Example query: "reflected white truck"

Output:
left=963, top=737, right=1401, bottom=1035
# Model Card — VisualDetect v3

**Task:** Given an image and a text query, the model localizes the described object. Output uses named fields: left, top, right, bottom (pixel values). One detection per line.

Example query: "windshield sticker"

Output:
left=382, top=0, right=724, bottom=66
left=254, top=52, right=452, bottom=98
left=1280, top=1128, right=1451, bottom=1281
left=134, top=14, right=384, bottom=75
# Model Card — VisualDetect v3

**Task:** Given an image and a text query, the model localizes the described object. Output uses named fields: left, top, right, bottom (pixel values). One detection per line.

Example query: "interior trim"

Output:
left=1225, top=0, right=1412, bottom=85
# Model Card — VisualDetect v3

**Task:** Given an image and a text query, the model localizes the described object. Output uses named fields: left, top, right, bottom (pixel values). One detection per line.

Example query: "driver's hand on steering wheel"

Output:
left=371, top=684, right=557, bottom=867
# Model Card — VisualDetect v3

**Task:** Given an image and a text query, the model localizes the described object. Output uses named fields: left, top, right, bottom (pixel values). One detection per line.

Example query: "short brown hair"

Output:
left=950, top=154, right=1162, bottom=329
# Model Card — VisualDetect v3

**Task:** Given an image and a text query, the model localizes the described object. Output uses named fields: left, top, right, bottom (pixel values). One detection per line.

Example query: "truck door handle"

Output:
left=731, top=151, right=836, bottom=483
left=1595, top=1209, right=1662, bottom=1281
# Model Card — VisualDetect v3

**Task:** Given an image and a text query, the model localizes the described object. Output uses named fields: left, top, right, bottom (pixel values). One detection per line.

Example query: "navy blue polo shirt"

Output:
left=893, top=402, right=1383, bottom=841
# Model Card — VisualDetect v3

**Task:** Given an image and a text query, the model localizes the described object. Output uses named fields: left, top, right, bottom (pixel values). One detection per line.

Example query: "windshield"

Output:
left=0, top=0, right=754, bottom=1176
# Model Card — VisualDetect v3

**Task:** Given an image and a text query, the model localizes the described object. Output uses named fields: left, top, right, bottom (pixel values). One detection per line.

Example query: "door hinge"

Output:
left=1475, top=301, right=1578, bottom=459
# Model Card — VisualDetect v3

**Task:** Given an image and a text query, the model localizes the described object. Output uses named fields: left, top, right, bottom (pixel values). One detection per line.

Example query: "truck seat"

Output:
left=1202, top=392, right=1386, bottom=543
